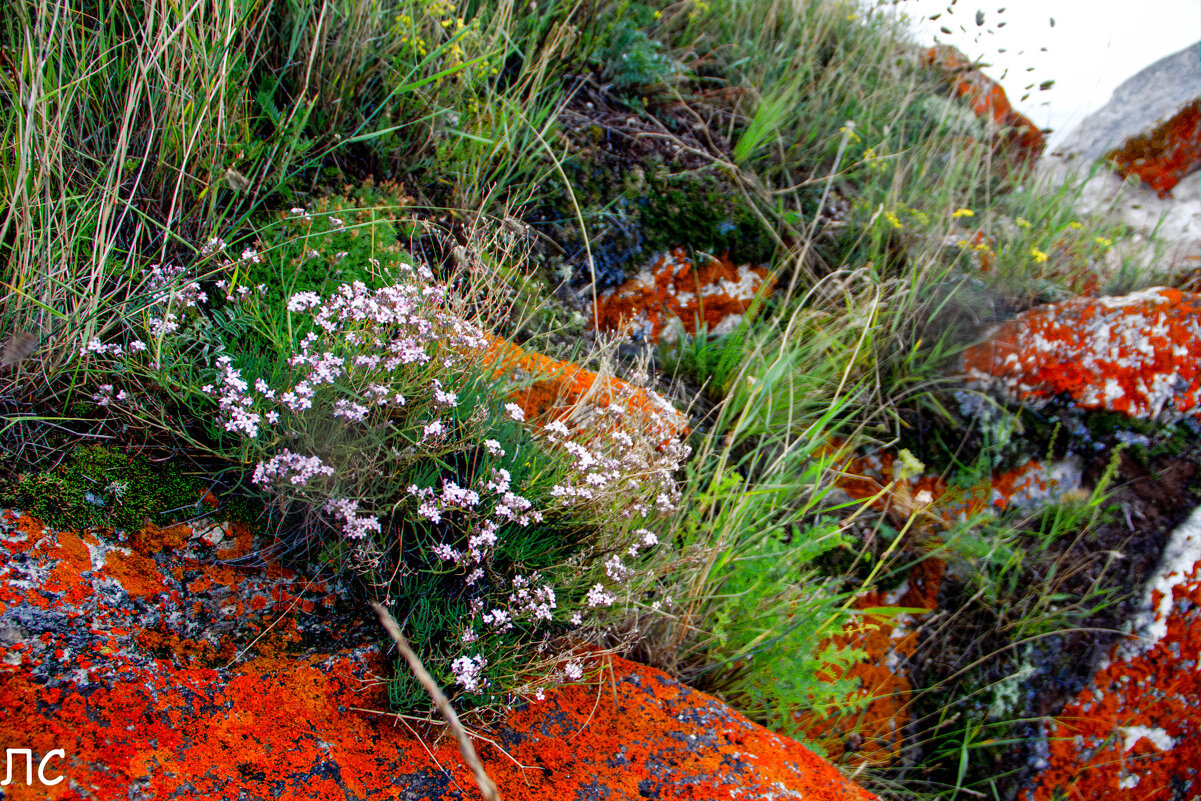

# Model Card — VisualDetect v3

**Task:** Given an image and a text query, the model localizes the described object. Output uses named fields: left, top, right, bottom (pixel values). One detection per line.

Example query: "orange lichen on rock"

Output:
left=482, top=332, right=688, bottom=437
left=1024, top=507, right=1201, bottom=800
left=0, top=510, right=877, bottom=801
left=593, top=247, right=775, bottom=343
left=128, top=520, right=192, bottom=553
left=829, top=441, right=1080, bottom=527
left=798, top=559, right=946, bottom=766
left=1107, top=97, right=1201, bottom=198
left=922, top=45, right=1046, bottom=171
left=964, top=287, right=1201, bottom=421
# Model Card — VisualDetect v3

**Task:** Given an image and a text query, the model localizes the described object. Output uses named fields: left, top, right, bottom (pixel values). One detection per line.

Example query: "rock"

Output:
left=1106, top=98, right=1201, bottom=198
left=593, top=247, right=775, bottom=344
left=482, top=332, right=689, bottom=438
left=0, top=511, right=877, bottom=801
left=920, top=45, right=1046, bottom=173
left=1038, top=43, right=1201, bottom=276
left=1049, top=43, right=1200, bottom=168
left=797, top=559, right=945, bottom=767
left=830, top=443, right=1084, bottom=524
left=1023, top=505, right=1201, bottom=800
left=963, top=288, right=1201, bottom=422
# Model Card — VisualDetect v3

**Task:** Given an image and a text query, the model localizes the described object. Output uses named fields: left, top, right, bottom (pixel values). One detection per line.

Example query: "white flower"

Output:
left=451, top=654, right=487, bottom=691
left=504, top=402, right=525, bottom=422
left=564, top=660, right=583, bottom=680
left=586, top=584, right=616, bottom=608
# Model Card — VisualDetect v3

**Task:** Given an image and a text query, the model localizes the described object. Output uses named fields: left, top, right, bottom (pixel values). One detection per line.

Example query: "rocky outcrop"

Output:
left=1050, top=42, right=1200, bottom=169
left=1024, top=506, right=1201, bottom=800
left=1106, top=98, right=1201, bottom=198
left=482, top=333, right=689, bottom=436
left=920, top=45, right=1046, bottom=172
left=1038, top=42, right=1201, bottom=275
left=0, top=511, right=876, bottom=800
left=963, top=288, right=1201, bottom=421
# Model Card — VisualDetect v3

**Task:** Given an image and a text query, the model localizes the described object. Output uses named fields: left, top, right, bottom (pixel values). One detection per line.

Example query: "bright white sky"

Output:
left=883, top=0, right=1201, bottom=146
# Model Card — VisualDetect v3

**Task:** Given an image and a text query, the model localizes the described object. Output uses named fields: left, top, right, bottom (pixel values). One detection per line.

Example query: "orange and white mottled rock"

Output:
left=798, top=559, right=946, bottom=766
left=921, top=45, right=1046, bottom=172
left=832, top=444, right=1083, bottom=525
left=1023, top=505, right=1201, bottom=800
left=0, top=511, right=877, bottom=801
left=963, top=288, right=1201, bottom=421
left=593, top=247, right=775, bottom=344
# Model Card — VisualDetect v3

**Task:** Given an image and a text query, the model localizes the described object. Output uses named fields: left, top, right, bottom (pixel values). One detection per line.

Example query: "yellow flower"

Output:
left=952, top=208, right=974, bottom=218
left=838, top=124, right=862, bottom=143
left=1016, top=216, right=1031, bottom=229
left=1066, top=221, right=1084, bottom=231
left=884, top=211, right=902, bottom=229
left=1030, top=248, right=1049, bottom=263
left=653, top=10, right=662, bottom=18
left=1094, top=236, right=1113, bottom=249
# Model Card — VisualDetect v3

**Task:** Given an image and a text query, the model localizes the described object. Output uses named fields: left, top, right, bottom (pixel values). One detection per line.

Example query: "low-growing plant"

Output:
left=69, top=213, right=692, bottom=720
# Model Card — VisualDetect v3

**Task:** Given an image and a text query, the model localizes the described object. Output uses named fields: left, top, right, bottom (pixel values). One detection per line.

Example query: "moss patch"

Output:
left=0, top=445, right=210, bottom=534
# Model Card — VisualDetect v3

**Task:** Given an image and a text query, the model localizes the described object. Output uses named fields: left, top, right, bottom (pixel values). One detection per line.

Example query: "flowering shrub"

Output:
left=76, top=214, right=691, bottom=718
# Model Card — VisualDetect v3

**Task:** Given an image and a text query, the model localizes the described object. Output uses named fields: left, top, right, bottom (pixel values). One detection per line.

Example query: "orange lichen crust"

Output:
left=830, top=442, right=1081, bottom=525
left=481, top=332, right=688, bottom=437
left=1107, top=97, right=1201, bottom=198
left=803, top=449, right=1083, bottom=767
left=798, top=560, right=946, bottom=766
left=0, top=512, right=877, bottom=801
left=1024, top=511, right=1201, bottom=800
left=593, top=247, right=775, bottom=343
left=964, top=288, right=1201, bottom=421
left=921, top=45, right=1046, bottom=172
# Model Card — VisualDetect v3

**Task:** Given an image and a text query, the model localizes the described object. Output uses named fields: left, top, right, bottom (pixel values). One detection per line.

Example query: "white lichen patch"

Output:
left=1119, top=725, right=1176, bottom=752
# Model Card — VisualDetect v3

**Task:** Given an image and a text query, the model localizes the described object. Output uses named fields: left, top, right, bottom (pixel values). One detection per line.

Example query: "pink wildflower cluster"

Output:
left=251, top=449, right=335, bottom=487
left=451, top=654, right=488, bottom=691
left=204, top=356, right=261, bottom=438
left=542, top=405, right=687, bottom=516
left=413, top=467, right=544, bottom=568
left=223, top=273, right=497, bottom=539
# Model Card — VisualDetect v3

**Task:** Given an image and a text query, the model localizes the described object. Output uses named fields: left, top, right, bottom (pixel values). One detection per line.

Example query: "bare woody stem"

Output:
left=371, top=602, right=502, bottom=801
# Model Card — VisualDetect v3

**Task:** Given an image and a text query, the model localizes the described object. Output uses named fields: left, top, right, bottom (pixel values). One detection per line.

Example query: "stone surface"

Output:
left=802, top=447, right=1083, bottom=767
left=920, top=45, right=1046, bottom=172
left=797, top=559, right=945, bottom=767
left=1048, top=42, right=1200, bottom=168
left=0, top=511, right=876, bottom=800
left=1037, top=43, right=1201, bottom=276
left=963, top=288, right=1201, bottom=422
left=593, top=247, right=775, bottom=344
left=1107, top=98, right=1201, bottom=198
left=1023, top=505, right=1201, bottom=800
left=482, top=333, right=688, bottom=438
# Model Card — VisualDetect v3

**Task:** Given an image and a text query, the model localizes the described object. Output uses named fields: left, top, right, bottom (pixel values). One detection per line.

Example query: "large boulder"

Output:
left=963, top=288, right=1201, bottom=422
left=0, top=511, right=876, bottom=800
left=1038, top=42, right=1201, bottom=275
left=1023, top=505, right=1201, bottom=800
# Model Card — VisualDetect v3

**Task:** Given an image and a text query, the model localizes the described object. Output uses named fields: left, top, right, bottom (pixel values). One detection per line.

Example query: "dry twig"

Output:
left=371, top=602, right=502, bottom=801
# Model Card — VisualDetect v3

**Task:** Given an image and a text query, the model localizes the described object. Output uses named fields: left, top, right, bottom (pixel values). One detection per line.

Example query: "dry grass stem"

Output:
left=372, top=602, right=502, bottom=801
